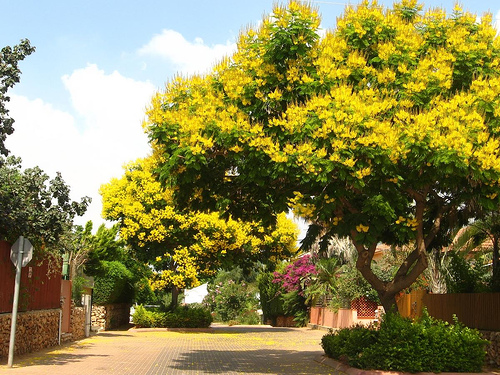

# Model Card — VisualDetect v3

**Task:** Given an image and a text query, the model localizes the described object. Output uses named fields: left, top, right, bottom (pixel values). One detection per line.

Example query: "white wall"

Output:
left=184, top=283, right=208, bottom=304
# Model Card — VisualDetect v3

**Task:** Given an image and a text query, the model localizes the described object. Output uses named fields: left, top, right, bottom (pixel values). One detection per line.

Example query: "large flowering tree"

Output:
left=100, top=156, right=298, bottom=307
left=144, top=1, right=500, bottom=312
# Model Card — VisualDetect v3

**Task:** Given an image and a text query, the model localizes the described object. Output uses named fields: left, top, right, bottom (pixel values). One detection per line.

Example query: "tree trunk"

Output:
left=492, top=235, right=500, bottom=291
left=351, top=235, right=428, bottom=315
left=379, top=292, right=398, bottom=315
left=169, top=285, right=180, bottom=311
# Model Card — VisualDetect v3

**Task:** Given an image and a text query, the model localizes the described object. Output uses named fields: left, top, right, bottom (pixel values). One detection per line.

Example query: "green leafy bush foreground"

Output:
left=132, top=305, right=213, bottom=328
left=321, top=311, right=488, bottom=373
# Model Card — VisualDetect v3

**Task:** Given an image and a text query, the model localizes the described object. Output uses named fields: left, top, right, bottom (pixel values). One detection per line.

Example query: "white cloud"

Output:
left=138, top=29, right=237, bottom=75
left=6, top=64, right=156, bottom=229
left=495, top=10, right=500, bottom=34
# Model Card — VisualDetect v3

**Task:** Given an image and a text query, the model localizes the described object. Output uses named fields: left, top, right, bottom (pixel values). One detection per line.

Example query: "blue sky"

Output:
left=1, top=0, right=500, bottom=229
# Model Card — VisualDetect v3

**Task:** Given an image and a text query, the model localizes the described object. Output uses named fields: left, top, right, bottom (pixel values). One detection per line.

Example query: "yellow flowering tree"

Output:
left=100, top=156, right=298, bottom=307
left=145, top=1, right=500, bottom=312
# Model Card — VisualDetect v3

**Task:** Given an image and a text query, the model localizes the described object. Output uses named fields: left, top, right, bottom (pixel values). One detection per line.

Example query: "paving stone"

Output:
left=0, top=325, right=341, bottom=375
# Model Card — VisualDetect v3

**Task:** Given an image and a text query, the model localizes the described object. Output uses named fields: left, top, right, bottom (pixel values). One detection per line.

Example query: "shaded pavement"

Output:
left=0, top=324, right=340, bottom=375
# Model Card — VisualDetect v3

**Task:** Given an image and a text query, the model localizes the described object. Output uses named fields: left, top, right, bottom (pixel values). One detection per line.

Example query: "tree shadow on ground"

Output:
left=95, top=332, right=134, bottom=338
left=1, top=351, right=108, bottom=368
left=129, top=325, right=302, bottom=335
left=210, top=325, right=302, bottom=334
left=105, top=323, right=135, bottom=331
left=167, top=348, right=331, bottom=375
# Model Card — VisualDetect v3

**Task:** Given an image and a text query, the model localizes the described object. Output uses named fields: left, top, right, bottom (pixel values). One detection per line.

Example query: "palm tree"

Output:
left=443, top=213, right=500, bottom=291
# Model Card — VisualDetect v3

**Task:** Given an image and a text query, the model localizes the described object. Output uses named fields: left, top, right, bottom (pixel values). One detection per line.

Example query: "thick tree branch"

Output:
left=393, top=248, right=419, bottom=283
left=351, top=232, right=386, bottom=292
left=388, top=253, right=428, bottom=295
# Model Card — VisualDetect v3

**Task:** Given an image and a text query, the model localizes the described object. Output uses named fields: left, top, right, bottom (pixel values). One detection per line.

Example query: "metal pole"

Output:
left=8, top=236, right=24, bottom=368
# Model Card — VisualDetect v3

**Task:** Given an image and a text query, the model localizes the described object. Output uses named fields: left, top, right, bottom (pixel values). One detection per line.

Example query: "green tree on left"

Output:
left=1, top=39, right=35, bottom=157
left=0, top=156, right=90, bottom=251
left=0, top=39, right=90, bottom=253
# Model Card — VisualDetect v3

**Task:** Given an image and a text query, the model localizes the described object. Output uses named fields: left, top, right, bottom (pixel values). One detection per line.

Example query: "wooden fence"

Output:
left=397, top=291, right=500, bottom=331
left=0, top=240, right=62, bottom=313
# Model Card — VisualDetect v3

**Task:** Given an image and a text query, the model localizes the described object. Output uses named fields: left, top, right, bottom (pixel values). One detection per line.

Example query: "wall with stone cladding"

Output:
left=71, top=306, right=86, bottom=341
left=91, top=303, right=130, bottom=331
left=0, top=309, right=60, bottom=358
left=482, top=331, right=500, bottom=367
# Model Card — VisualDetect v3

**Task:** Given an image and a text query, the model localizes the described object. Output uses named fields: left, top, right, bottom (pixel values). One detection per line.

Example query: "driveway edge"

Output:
left=314, top=355, right=496, bottom=375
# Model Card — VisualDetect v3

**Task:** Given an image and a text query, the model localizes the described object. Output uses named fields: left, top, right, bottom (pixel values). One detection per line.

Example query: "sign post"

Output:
left=8, top=236, right=33, bottom=368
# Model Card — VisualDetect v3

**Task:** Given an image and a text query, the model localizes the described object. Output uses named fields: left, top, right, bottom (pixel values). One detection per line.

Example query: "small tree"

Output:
left=451, top=214, right=500, bottom=291
left=100, top=156, right=298, bottom=309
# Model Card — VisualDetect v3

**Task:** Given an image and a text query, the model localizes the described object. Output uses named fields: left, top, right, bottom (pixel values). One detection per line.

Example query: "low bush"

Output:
left=132, top=305, right=213, bottom=328
left=321, top=311, right=488, bottom=373
left=321, top=325, right=377, bottom=365
left=203, top=268, right=260, bottom=324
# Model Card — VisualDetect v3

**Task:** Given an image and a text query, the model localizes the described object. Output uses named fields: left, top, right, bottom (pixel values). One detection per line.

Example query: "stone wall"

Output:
left=71, top=306, right=86, bottom=341
left=0, top=309, right=60, bottom=358
left=482, top=331, right=500, bottom=367
left=91, top=304, right=131, bottom=331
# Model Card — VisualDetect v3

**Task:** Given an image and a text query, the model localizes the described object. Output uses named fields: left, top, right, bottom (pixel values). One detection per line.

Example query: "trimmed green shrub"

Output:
left=132, top=304, right=213, bottom=328
left=321, top=311, right=488, bottom=373
left=93, top=261, right=134, bottom=305
left=321, top=325, right=377, bottom=365
left=257, top=272, right=286, bottom=322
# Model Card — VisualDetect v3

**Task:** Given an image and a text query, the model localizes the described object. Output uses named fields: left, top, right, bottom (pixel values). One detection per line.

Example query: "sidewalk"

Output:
left=0, top=324, right=340, bottom=375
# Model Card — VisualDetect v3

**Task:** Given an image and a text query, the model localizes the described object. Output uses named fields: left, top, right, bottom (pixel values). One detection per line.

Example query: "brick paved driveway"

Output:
left=0, top=325, right=339, bottom=375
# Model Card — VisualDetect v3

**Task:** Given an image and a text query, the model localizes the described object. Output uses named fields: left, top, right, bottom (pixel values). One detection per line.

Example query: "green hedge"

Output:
left=93, top=261, right=134, bottom=305
left=132, top=305, right=213, bottom=328
left=257, top=272, right=286, bottom=322
left=321, top=311, right=488, bottom=373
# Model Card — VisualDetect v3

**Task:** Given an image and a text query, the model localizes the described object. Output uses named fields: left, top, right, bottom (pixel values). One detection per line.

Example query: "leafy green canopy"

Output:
left=0, top=156, right=89, bottom=249
left=0, top=39, right=35, bottom=157
left=0, top=40, right=89, bottom=253
left=144, top=1, right=500, bottom=310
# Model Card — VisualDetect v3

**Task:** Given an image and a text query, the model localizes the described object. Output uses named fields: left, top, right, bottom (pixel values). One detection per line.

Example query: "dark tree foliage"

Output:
left=0, top=156, right=90, bottom=249
left=0, top=39, right=35, bottom=157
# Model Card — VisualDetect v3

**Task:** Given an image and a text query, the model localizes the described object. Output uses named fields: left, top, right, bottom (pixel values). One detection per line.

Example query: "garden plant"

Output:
left=321, top=311, right=488, bottom=373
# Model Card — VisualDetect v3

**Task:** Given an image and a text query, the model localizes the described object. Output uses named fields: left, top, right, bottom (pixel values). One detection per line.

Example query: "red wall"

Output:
left=0, top=241, right=62, bottom=313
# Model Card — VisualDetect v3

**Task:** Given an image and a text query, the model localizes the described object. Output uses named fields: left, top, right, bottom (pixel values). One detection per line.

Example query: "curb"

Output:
left=314, top=355, right=497, bottom=375
left=128, top=327, right=214, bottom=333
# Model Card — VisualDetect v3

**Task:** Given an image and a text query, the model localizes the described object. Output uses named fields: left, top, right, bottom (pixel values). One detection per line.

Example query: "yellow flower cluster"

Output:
left=395, top=216, right=419, bottom=231
left=356, top=224, right=369, bottom=233
left=150, top=247, right=200, bottom=290
left=142, top=0, right=500, bottom=251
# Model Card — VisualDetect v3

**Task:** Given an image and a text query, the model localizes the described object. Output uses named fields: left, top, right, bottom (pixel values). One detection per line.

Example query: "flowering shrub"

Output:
left=203, top=269, right=259, bottom=323
left=271, top=255, right=318, bottom=326
left=273, top=254, right=318, bottom=295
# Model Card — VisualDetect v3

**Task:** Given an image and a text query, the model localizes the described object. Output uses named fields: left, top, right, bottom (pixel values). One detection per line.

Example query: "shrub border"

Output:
left=314, top=355, right=495, bottom=375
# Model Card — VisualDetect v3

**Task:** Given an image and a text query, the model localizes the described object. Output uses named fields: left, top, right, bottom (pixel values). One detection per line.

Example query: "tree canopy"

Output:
left=0, top=156, right=90, bottom=250
left=100, top=156, right=298, bottom=297
left=143, top=0, right=500, bottom=312
left=0, top=39, right=35, bottom=157
left=0, top=39, right=89, bottom=255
